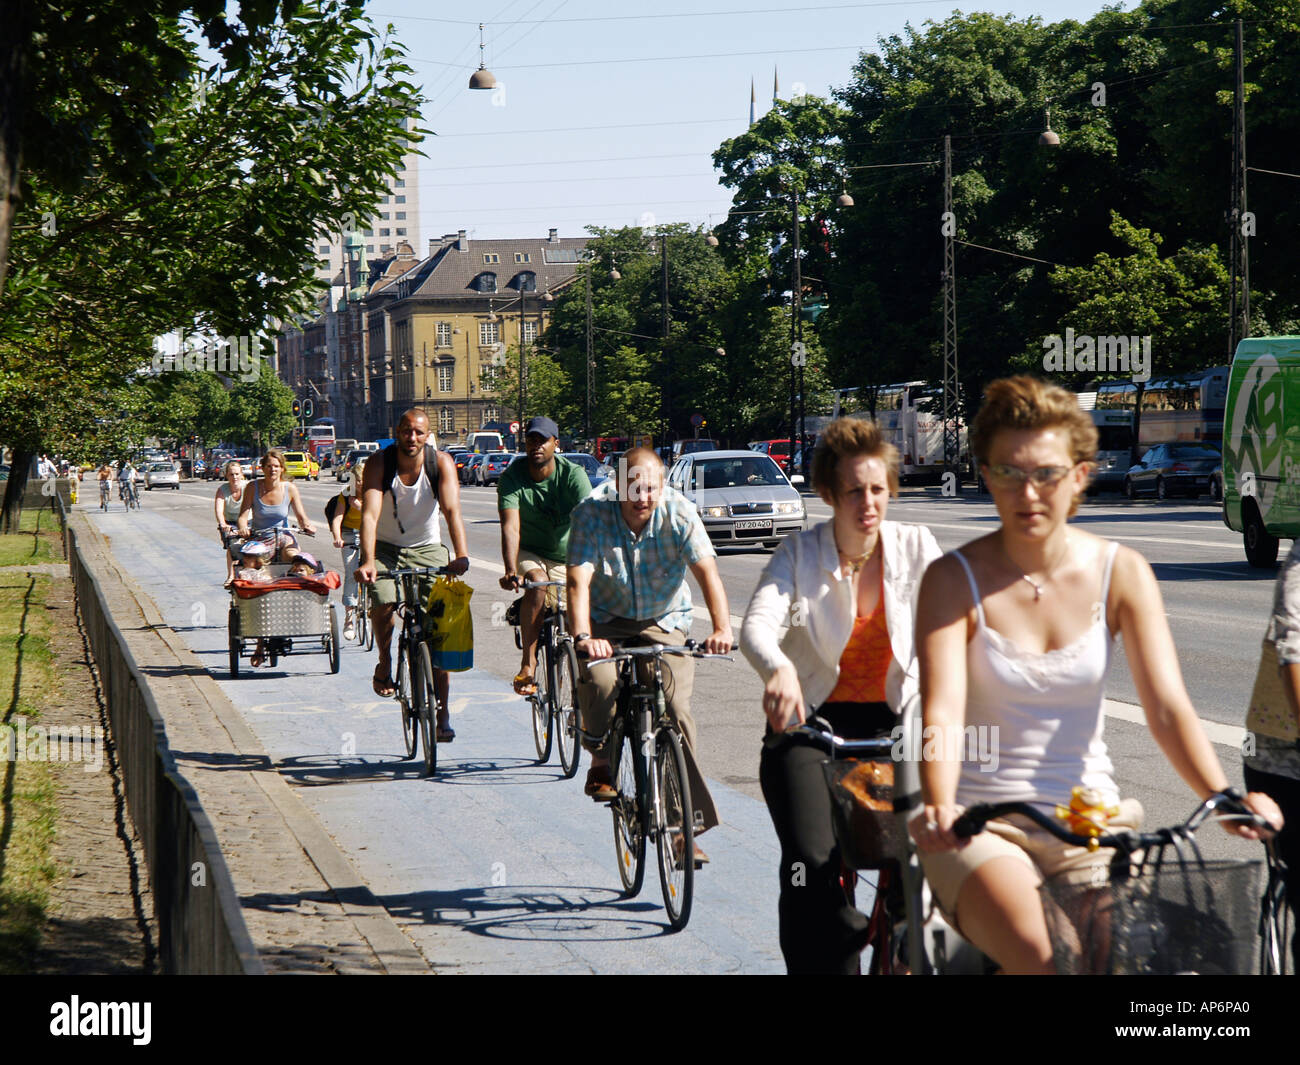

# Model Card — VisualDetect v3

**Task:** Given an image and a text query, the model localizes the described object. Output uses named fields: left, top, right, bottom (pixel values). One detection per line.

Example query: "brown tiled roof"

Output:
left=406, top=235, right=587, bottom=300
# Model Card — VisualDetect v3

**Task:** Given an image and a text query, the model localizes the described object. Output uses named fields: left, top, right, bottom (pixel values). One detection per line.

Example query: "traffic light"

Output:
left=291, top=399, right=301, bottom=419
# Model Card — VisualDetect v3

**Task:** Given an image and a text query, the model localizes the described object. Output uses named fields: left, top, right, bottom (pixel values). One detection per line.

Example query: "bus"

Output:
left=290, top=424, right=336, bottom=462
left=1093, top=367, right=1229, bottom=450
left=1075, top=391, right=1135, bottom=493
left=832, top=381, right=971, bottom=484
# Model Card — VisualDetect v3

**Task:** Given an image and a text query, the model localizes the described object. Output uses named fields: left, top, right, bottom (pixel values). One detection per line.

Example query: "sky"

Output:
left=367, top=0, right=1127, bottom=246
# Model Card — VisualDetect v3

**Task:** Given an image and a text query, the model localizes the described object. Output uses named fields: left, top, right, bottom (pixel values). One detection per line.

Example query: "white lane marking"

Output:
left=1104, top=698, right=1246, bottom=750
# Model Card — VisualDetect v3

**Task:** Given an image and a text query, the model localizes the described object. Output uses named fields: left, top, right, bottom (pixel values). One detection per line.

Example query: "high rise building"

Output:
left=312, top=115, right=421, bottom=286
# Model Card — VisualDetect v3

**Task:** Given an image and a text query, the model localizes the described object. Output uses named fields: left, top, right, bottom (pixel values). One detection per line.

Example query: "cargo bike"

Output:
left=227, top=560, right=342, bottom=677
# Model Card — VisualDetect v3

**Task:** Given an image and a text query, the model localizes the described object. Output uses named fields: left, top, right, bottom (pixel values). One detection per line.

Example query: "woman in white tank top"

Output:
left=911, top=376, right=1281, bottom=975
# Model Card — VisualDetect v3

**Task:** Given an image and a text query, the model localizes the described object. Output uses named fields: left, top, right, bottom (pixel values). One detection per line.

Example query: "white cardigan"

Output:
left=741, top=519, right=943, bottom=712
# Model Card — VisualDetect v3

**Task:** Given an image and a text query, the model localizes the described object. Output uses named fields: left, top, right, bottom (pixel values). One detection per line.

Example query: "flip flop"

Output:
left=372, top=669, right=396, bottom=697
left=513, top=671, right=538, bottom=696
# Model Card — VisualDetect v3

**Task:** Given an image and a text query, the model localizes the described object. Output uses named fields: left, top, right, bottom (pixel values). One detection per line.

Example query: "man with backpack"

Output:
left=355, top=409, right=470, bottom=741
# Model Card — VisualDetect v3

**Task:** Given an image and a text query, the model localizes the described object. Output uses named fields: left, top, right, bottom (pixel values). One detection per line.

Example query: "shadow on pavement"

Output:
left=384, top=885, right=673, bottom=941
left=1149, top=561, right=1277, bottom=582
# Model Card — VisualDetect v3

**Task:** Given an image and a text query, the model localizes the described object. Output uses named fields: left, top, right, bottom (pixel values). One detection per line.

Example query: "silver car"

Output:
left=145, top=462, right=180, bottom=490
left=666, top=450, right=804, bottom=549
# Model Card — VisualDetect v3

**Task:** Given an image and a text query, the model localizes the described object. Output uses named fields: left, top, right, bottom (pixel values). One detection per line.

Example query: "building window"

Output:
left=396, top=195, right=406, bottom=204
left=395, top=212, right=406, bottom=220
left=364, top=229, right=374, bottom=237
left=523, top=320, right=539, bottom=345
left=483, top=253, right=500, bottom=264
left=480, top=366, right=498, bottom=390
left=514, top=252, right=531, bottom=263
left=380, top=213, right=389, bottom=220
left=318, top=245, right=330, bottom=255
left=319, top=259, right=330, bottom=271
left=367, top=245, right=374, bottom=253
left=474, top=272, right=497, bottom=293
left=436, top=322, right=452, bottom=348
left=439, top=407, right=454, bottom=434
left=437, top=364, right=454, bottom=393
left=479, top=320, right=500, bottom=346
left=516, top=271, right=536, bottom=292
left=484, top=406, right=498, bottom=424
left=396, top=228, right=406, bottom=236
left=380, top=228, right=390, bottom=236
left=396, top=178, right=405, bottom=187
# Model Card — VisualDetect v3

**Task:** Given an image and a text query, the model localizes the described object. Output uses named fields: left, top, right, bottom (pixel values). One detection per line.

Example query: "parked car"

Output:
left=282, top=450, right=320, bottom=480
left=144, top=462, right=181, bottom=490
left=672, top=438, right=718, bottom=460
left=480, top=451, right=518, bottom=486
left=461, top=453, right=488, bottom=485
left=563, top=452, right=610, bottom=490
left=1124, top=442, right=1221, bottom=500
left=748, top=439, right=793, bottom=472
left=665, top=450, right=804, bottom=549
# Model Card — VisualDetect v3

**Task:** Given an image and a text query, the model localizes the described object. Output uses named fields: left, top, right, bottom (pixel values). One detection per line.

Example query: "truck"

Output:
left=466, top=431, right=506, bottom=454
left=1221, top=336, right=1300, bottom=567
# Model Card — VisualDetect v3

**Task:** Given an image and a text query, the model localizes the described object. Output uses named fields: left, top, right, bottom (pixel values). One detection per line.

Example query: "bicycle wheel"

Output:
left=326, top=603, right=340, bottom=674
left=356, top=588, right=371, bottom=647
left=416, top=642, right=438, bottom=777
left=395, top=633, right=418, bottom=759
left=555, top=641, right=582, bottom=779
left=228, top=605, right=240, bottom=678
left=654, top=728, right=694, bottom=931
left=610, top=718, right=646, bottom=897
left=530, top=636, right=553, bottom=763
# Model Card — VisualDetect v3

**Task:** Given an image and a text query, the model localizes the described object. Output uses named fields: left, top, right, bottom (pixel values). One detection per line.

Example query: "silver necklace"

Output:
left=1002, top=536, right=1070, bottom=601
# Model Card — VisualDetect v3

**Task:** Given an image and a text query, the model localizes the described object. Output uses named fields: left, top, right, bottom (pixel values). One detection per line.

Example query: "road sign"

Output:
left=302, top=398, right=313, bottom=420
left=509, top=421, right=520, bottom=434
left=690, top=413, right=704, bottom=428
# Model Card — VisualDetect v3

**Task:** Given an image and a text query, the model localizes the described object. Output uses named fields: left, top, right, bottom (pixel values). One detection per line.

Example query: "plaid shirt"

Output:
left=566, top=480, right=715, bottom=633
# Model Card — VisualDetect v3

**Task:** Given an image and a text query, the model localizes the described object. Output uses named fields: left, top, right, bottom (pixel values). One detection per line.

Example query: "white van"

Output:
left=466, top=431, right=505, bottom=454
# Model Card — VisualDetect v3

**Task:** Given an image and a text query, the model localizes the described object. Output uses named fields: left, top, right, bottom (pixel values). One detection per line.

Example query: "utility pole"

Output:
left=941, top=133, right=960, bottom=490
left=1229, top=17, right=1250, bottom=354
left=791, top=188, right=804, bottom=470
left=585, top=256, right=594, bottom=440
left=661, top=232, right=671, bottom=451
left=518, top=293, right=527, bottom=435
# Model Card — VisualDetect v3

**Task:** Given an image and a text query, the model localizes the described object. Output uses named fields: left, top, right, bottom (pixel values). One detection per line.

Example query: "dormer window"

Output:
left=473, top=272, right=497, bottom=293
left=516, top=271, right=536, bottom=292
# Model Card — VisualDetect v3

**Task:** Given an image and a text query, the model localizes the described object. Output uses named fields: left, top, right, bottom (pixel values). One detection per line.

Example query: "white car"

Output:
left=145, top=462, right=180, bottom=490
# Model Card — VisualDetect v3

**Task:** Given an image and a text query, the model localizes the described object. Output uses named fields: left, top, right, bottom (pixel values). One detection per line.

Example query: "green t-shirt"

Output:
left=497, top=454, right=592, bottom=562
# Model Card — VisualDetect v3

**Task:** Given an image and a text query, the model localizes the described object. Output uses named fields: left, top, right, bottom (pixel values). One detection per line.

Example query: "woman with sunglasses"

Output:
left=910, top=375, right=1281, bottom=974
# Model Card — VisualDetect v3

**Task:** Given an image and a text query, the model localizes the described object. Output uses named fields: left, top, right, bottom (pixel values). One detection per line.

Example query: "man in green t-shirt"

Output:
left=498, top=416, right=592, bottom=694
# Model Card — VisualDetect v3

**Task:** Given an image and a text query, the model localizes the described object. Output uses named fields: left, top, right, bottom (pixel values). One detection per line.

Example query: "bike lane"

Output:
left=85, top=504, right=799, bottom=974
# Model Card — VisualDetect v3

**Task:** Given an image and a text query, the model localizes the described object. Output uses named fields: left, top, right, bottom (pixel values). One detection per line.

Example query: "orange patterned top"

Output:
left=824, top=575, right=892, bottom=704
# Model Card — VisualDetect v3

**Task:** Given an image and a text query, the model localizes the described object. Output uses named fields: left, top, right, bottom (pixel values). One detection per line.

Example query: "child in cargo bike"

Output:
left=233, top=545, right=339, bottom=668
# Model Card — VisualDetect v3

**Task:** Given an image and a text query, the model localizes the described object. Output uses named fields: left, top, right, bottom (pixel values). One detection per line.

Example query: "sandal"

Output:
left=372, top=668, right=396, bottom=698
left=436, top=726, right=456, bottom=743
left=513, top=670, right=538, bottom=696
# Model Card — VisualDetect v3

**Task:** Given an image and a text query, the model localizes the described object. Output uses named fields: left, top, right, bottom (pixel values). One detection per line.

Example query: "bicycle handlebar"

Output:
left=767, top=718, right=895, bottom=758
left=951, top=788, right=1272, bottom=850
left=371, top=566, right=454, bottom=580
left=582, top=638, right=736, bottom=667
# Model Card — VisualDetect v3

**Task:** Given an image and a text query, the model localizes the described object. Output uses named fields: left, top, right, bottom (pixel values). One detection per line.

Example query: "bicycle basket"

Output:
left=822, top=758, right=907, bottom=870
left=1039, top=852, right=1264, bottom=975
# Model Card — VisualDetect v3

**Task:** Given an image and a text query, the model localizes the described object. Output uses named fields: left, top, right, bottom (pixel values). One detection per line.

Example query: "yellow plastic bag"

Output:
left=425, top=575, right=474, bottom=672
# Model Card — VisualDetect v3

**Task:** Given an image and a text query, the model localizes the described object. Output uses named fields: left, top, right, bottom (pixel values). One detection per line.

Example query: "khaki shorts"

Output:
left=369, top=541, right=450, bottom=607
left=921, top=798, right=1144, bottom=924
left=516, top=551, right=566, bottom=609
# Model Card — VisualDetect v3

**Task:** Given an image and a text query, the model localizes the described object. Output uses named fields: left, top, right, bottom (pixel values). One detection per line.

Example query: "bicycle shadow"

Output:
left=275, top=753, right=428, bottom=785
left=382, top=885, right=674, bottom=942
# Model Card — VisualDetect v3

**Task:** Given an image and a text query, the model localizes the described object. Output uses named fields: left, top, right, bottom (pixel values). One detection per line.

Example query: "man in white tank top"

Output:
left=356, top=409, right=469, bottom=738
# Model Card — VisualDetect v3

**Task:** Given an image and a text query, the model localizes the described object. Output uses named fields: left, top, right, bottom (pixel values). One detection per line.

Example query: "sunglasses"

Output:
left=984, top=463, right=1077, bottom=488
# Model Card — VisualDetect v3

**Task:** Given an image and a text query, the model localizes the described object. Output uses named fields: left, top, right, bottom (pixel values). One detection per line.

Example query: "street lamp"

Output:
left=469, top=23, right=497, bottom=90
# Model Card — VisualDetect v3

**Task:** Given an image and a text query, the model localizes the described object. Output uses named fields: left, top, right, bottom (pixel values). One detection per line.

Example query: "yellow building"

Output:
left=363, top=229, right=585, bottom=442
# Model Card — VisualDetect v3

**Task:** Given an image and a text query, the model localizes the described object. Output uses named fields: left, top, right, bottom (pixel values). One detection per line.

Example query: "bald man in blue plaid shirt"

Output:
left=567, top=448, right=733, bottom=862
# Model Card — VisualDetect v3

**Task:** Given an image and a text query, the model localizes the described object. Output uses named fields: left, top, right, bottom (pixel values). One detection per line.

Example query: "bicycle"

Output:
left=777, top=716, right=928, bottom=974
left=580, top=640, right=732, bottom=931
left=99, top=480, right=111, bottom=511
left=355, top=581, right=374, bottom=650
left=373, top=566, right=452, bottom=778
left=121, top=478, right=140, bottom=511
left=954, top=789, right=1289, bottom=975
left=510, top=580, right=580, bottom=779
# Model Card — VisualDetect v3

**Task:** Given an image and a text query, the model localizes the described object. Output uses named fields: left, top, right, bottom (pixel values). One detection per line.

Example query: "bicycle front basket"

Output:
left=822, top=758, right=907, bottom=871
left=1040, top=855, right=1264, bottom=975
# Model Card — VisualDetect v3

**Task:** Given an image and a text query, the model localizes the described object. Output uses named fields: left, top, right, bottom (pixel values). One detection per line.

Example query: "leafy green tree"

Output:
left=225, top=358, right=296, bottom=450
left=495, top=344, right=577, bottom=436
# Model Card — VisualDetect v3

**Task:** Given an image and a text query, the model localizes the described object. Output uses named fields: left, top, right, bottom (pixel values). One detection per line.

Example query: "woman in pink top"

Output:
left=912, top=375, right=1280, bottom=974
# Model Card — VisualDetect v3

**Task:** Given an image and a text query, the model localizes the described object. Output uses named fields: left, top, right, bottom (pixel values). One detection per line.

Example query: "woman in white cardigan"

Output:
left=741, top=417, right=942, bottom=974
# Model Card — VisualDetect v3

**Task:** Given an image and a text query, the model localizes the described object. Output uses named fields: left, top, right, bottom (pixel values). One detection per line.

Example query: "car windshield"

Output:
left=149, top=464, right=172, bottom=472
left=689, top=457, right=785, bottom=489
left=285, top=453, right=305, bottom=462
left=1170, top=444, right=1220, bottom=460
left=566, top=454, right=599, bottom=473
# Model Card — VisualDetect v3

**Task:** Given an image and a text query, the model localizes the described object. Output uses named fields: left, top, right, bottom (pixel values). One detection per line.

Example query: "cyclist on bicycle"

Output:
left=97, top=464, right=113, bottom=507
left=497, top=416, right=591, bottom=695
left=355, top=409, right=469, bottom=741
left=741, top=417, right=942, bottom=974
left=235, top=449, right=315, bottom=564
left=118, top=460, right=136, bottom=503
left=911, top=376, right=1281, bottom=974
left=566, top=447, right=732, bottom=863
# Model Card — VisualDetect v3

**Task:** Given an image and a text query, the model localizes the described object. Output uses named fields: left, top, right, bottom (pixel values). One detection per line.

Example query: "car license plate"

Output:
left=734, top=519, right=772, bottom=532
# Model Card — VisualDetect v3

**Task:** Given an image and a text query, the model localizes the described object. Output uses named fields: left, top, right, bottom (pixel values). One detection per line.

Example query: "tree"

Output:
left=225, top=359, right=296, bottom=449
left=495, top=344, right=577, bottom=436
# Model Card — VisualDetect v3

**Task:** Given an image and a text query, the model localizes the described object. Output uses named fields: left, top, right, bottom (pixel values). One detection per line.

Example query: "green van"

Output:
left=1222, top=336, right=1300, bottom=566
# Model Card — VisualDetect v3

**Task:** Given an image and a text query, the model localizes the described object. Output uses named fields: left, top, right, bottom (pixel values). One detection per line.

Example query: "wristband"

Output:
left=574, top=633, right=591, bottom=642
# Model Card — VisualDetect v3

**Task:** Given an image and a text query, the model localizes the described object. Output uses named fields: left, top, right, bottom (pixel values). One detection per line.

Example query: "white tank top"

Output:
left=375, top=460, right=442, bottom=548
left=950, top=542, right=1119, bottom=810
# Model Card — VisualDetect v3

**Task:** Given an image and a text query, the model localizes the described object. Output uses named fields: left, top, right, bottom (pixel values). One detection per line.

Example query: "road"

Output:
left=85, top=474, right=1275, bottom=971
